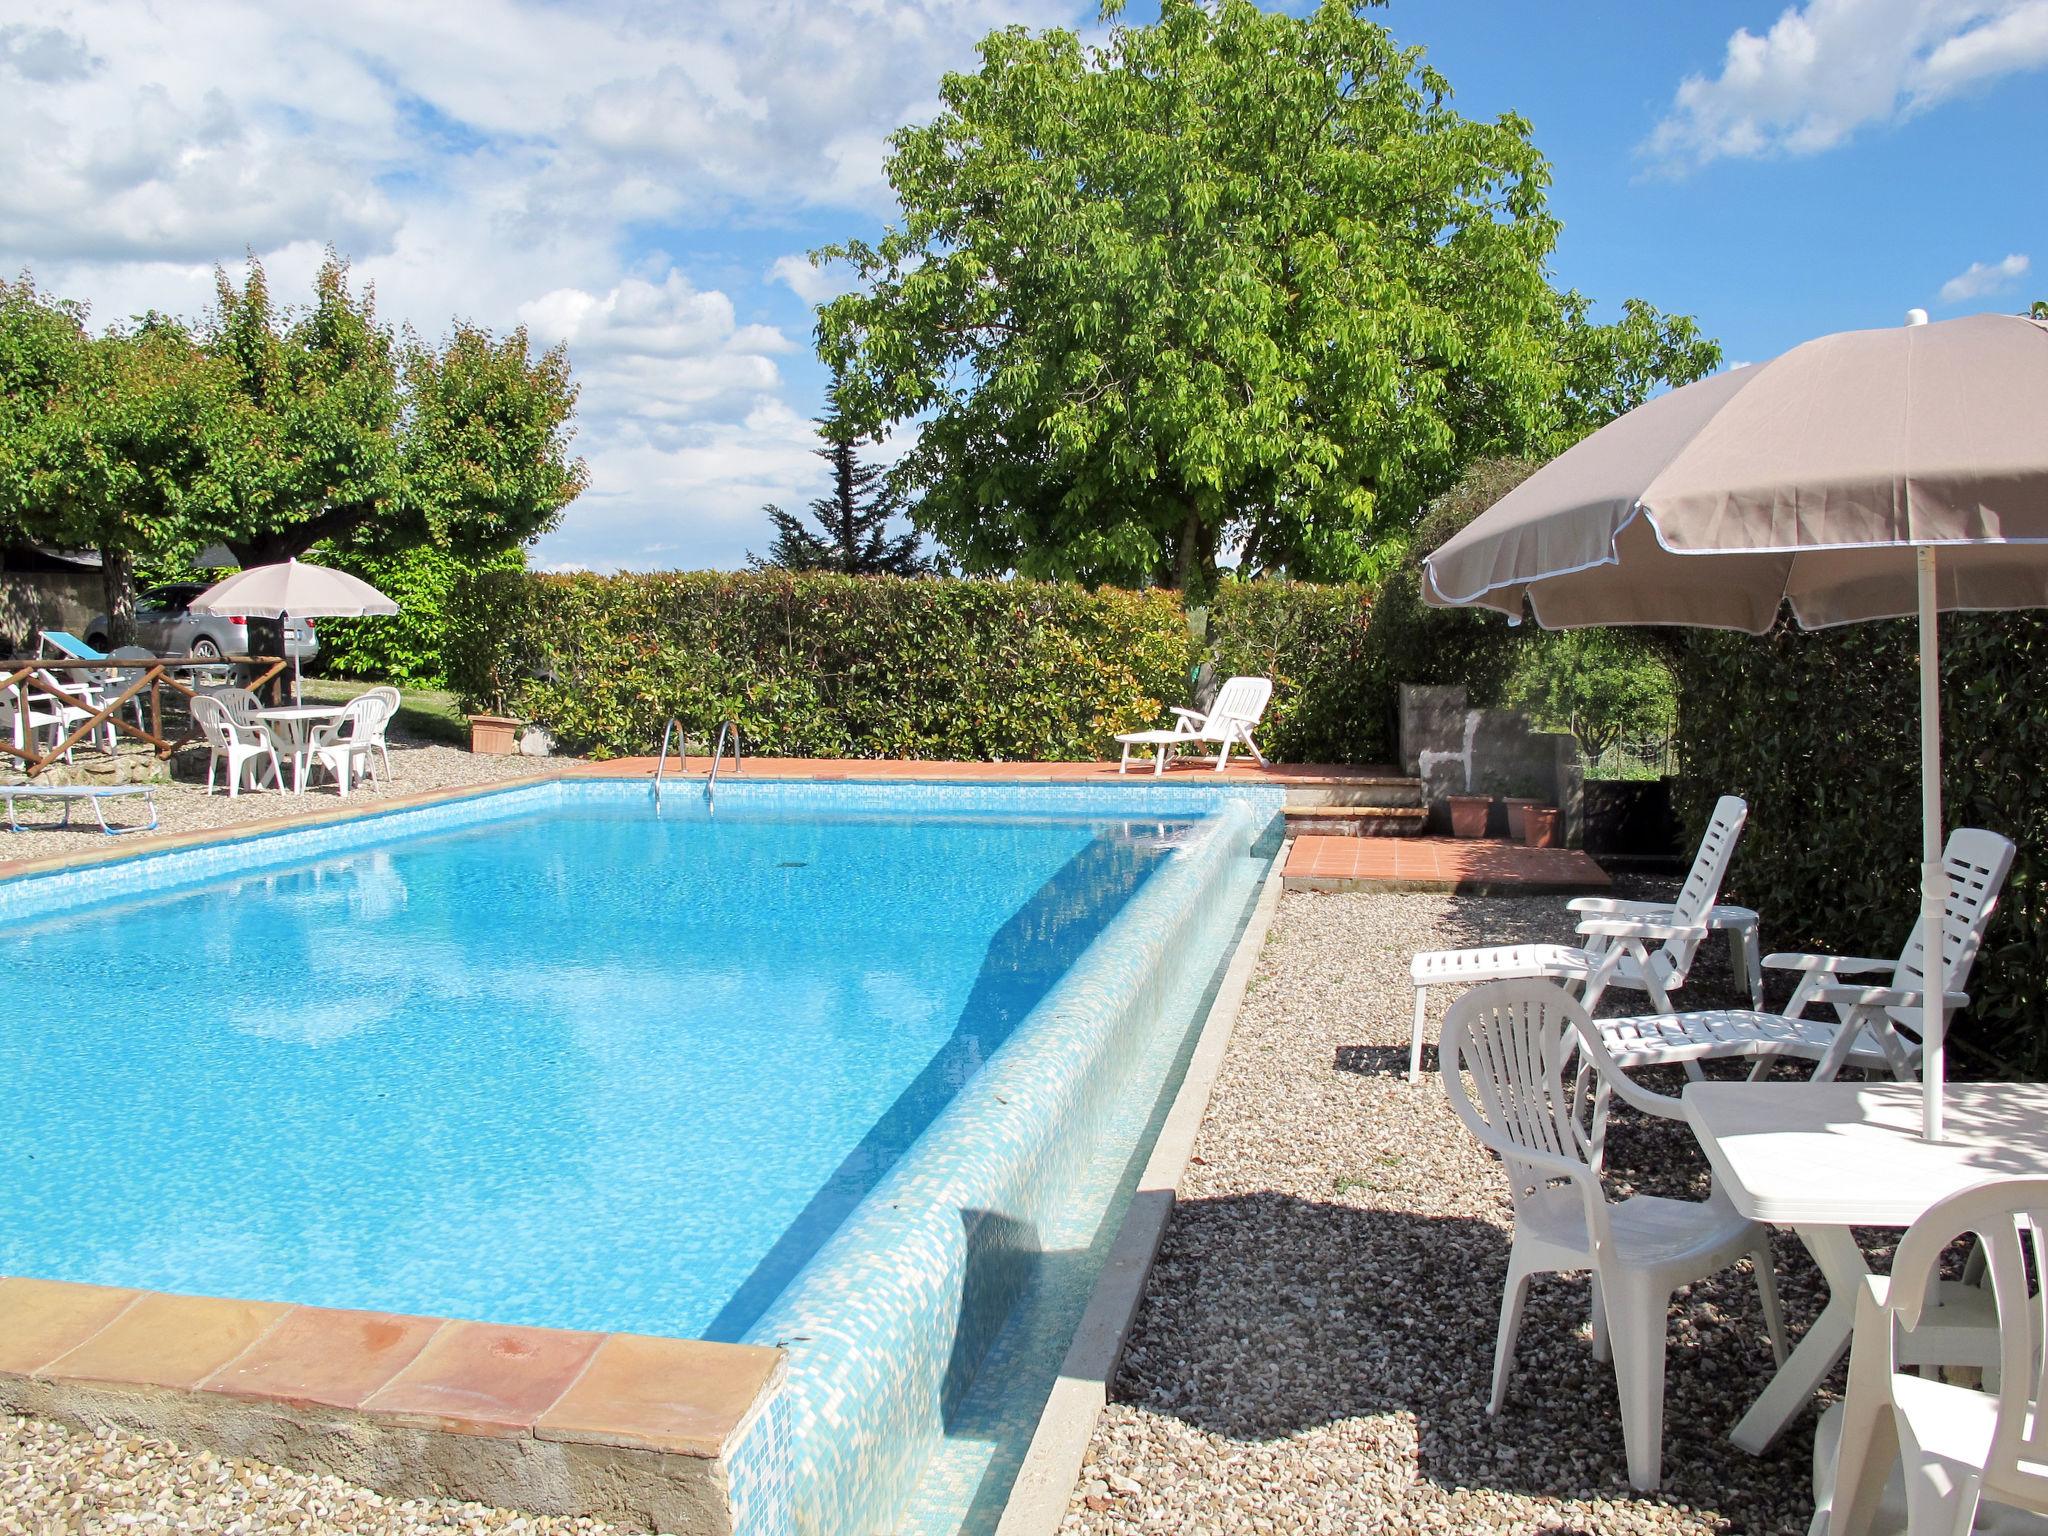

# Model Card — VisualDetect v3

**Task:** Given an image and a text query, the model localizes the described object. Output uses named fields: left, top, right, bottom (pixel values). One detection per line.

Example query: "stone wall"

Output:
left=0, top=568, right=101, bottom=655
left=1398, top=683, right=1584, bottom=844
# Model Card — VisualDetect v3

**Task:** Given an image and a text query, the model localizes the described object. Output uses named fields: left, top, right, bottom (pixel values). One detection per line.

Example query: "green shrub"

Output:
left=312, top=542, right=524, bottom=687
left=446, top=568, right=1398, bottom=765
left=1673, top=614, right=2048, bottom=1076
left=1207, top=578, right=1383, bottom=761
left=445, top=569, right=1200, bottom=761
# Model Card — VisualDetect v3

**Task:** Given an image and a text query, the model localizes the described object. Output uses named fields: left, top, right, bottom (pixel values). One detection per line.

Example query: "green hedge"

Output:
left=312, top=542, right=525, bottom=687
left=1673, top=615, right=2048, bottom=1076
left=446, top=570, right=1200, bottom=760
left=445, top=568, right=1385, bottom=764
left=1207, top=580, right=1386, bottom=762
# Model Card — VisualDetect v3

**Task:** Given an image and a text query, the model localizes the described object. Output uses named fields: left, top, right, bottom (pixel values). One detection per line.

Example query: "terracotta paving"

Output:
left=1284, top=834, right=1610, bottom=893
left=0, top=1272, right=782, bottom=1467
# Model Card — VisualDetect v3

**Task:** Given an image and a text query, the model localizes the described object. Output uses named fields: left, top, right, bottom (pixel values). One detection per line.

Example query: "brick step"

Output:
left=1282, top=805, right=1430, bottom=837
left=1280, top=778, right=1425, bottom=810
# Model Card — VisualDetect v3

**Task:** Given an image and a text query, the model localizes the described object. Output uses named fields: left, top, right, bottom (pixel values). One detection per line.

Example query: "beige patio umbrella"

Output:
left=189, top=557, right=400, bottom=695
left=1424, top=310, right=2048, bottom=1140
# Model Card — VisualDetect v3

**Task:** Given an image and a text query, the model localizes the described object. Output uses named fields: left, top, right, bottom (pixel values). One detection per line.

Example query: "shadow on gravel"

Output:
left=1110, top=1189, right=1815, bottom=1532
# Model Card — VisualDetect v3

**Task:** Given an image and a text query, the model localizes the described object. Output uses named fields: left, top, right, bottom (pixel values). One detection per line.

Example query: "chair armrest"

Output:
left=1575, top=917, right=1690, bottom=941
left=1815, top=984, right=1969, bottom=1013
left=1762, top=952, right=1894, bottom=976
left=1168, top=707, right=1207, bottom=728
left=1566, top=897, right=1671, bottom=917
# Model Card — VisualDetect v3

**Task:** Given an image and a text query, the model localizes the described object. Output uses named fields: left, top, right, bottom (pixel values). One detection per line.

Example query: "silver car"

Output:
left=86, top=583, right=320, bottom=660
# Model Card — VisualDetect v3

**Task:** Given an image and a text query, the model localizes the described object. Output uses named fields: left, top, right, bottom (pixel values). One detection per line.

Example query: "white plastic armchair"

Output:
left=1823, top=1178, right=2048, bottom=1536
left=301, top=696, right=389, bottom=797
left=1169, top=674, right=1271, bottom=764
left=1598, top=828, right=2015, bottom=1086
left=1407, top=795, right=1749, bottom=1081
left=361, top=685, right=400, bottom=778
left=191, top=694, right=280, bottom=797
left=1439, top=980, right=1786, bottom=1493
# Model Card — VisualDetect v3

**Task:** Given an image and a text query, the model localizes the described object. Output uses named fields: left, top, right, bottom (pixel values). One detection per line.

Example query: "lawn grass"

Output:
left=301, top=677, right=470, bottom=746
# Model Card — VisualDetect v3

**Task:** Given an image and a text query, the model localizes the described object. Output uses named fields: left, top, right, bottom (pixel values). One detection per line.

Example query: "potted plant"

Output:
left=1504, top=796, right=1543, bottom=840
left=466, top=664, right=521, bottom=755
left=1446, top=794, right=1492, bottom=839
left=1523, top=804, right=1561, bottom=847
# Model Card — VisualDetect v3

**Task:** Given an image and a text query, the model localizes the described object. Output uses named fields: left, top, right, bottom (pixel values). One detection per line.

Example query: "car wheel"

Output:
left=191, top=637, right=222, bottom=659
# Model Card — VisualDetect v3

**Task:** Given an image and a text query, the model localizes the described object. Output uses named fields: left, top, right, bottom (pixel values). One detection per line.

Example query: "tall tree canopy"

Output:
left=816, top=0, right=1718, bottom=594
left=0, top=283, right=237, bottom=637
left=205, top=254, right=588, bottom=567
left=0, top=255, right=587, bottom=633
left=750, top=383, right=929, bottom=576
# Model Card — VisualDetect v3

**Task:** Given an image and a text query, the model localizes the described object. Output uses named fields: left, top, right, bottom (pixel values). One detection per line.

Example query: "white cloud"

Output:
left=769, top=254, right=859, bottom=308
left=0, top=0, right=1084, bottom=570
left=1938, top=252, right=2032, bottom=303
left=1645, top=0, right=2048, bottom=172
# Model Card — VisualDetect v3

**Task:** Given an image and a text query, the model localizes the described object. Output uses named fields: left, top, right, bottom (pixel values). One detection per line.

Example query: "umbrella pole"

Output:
left=1918, top=547, right=1948, bottom=1142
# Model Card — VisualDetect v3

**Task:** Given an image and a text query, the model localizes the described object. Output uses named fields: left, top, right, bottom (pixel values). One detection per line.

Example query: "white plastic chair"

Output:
left=1116, top=675, right=1272, bottom=774
left=300, top=696, right=389, bottom=797
left=1598, top=828, right=2015, bottom=1085
left=191, top=693, right=280, bottom=797
left=1407, top=795, right=1749, bottom=1081
left=1440, top=979, right=1787, bottom=1492
left=1824, top=1178, right=2048, bottom=1536
left=361, top=685, right=400, bottom=778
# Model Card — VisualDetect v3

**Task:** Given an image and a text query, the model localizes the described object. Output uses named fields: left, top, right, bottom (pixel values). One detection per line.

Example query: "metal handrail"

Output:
left=706, top=718, right=742, bottom=805
left=652, top=716, right=685, bottom=807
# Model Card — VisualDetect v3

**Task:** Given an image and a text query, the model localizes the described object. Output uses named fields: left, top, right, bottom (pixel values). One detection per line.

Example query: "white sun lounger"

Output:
left=1116, top=675, right=1272, bottom=774
left=0, top=782, right=159, bottom=835
left=1595, top=826, right=2015, bottom=1085
left=1406, top=795, right=1748, bottom=1081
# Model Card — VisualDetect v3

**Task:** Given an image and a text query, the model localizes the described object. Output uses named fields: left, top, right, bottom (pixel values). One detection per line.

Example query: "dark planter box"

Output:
left=1583, top=779, right=1684, bottom=863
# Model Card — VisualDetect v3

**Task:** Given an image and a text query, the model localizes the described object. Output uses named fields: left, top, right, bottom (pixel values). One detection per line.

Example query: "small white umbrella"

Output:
left=189, top=557, right=400, bottom=695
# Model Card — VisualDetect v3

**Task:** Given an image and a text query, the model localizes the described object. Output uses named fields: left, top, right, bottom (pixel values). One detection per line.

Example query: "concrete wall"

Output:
left=0, top=569, right=100, bottom=654
left=1399, top=684, right=1584, bottom=845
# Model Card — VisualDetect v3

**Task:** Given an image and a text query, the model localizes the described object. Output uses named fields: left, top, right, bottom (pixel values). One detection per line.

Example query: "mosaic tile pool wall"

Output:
left=721, top=793, right=1279, bottom=1536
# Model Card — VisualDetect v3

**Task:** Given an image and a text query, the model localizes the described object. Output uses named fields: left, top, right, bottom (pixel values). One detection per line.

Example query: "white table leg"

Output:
left=1729, top=1223, right=1866, bottom=1453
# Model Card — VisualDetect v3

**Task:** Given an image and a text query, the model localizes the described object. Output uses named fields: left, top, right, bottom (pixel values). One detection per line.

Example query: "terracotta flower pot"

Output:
left=1523, top=804, right=1561, bottom=848
left=1504, top=797, right=1542, bottom=841
left=1446, top=794, right=1492, bottom=839
left=467, top=714, right=521, bottom=755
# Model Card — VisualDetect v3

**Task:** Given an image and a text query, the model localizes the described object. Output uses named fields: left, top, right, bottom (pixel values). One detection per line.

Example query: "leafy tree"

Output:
left=203, top=253, right=587, bottom=567
left=2032, top=299, right=2047, bottom=321
left=750, top=387, right=928, bottom=575
left=0, top=288, right=236, bottom=642
left=1504, top=628, right=1676, bottom=764
left=816, top=0, right=1716, bottom=596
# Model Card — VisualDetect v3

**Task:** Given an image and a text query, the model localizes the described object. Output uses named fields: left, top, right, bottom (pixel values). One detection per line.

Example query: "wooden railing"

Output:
left=1, top=655, right=291, bottom=778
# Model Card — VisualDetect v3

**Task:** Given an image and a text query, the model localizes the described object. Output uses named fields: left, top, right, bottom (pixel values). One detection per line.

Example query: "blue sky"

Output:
left=2, top=1, right=2043, bottom=573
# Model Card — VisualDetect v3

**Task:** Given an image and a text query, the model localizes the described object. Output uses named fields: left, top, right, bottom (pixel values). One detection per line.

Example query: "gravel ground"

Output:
left=0, top=731, right=549, bottom=866
left=1065, top=884, right=1835, bottom=1536
left=0, top=1416, right=624, bottom=1535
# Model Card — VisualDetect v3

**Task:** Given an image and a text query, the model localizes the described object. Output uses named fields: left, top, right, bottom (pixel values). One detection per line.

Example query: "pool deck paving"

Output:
left=0, top=1275, right=782, bottom=1533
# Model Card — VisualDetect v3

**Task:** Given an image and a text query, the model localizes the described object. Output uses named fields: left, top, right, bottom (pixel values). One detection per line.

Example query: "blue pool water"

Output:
left=0, top=796, right=1197, bottom=1339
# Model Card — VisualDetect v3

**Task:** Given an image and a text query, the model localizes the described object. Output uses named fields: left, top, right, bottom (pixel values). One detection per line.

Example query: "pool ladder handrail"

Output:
left=706, top=718, right=742, bottom=805
left=653, top=717, right=686, bottom=808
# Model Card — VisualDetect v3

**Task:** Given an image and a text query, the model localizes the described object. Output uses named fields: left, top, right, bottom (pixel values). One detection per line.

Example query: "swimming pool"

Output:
left=0, top=777, right=1282, bottom=1534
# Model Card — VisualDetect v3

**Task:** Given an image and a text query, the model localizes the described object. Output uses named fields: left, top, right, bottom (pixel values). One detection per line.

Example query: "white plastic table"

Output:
left=252, top=703, right=346, bottom=794
left=1683, top=1079, right=2048, bottom=1453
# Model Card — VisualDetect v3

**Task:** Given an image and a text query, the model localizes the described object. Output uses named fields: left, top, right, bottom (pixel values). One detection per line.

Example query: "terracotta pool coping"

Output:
left=0, top=1275, right=784, bottom=1532
left=0, top=770, right=565, bottom=885
left=0, top=1275, right=782, bottom=1456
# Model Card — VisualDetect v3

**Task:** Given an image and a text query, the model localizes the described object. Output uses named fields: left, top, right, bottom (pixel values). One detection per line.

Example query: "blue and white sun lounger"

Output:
left=0, top=783, right=158, bottom=835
